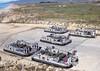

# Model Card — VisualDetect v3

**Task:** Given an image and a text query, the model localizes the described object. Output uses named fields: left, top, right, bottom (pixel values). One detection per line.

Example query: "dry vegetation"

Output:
left=0, top=2, right=100, bottom=30
left=0, top=55, right=79, bottom=71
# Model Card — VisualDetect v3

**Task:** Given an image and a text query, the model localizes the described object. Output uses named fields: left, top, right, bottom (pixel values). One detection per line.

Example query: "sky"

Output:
left=0, top=0, right=17, bottom=3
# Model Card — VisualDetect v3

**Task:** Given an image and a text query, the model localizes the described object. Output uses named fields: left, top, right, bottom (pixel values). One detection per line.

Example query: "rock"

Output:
left=8, top=64, right=14, bottom=68
left=25, top=66, right=35, bottom=71
left=58, top=68, right=65, bottom=71
left=0, top=66, right=4, bottom=71
left=21, top=68, right=26, bottom=71
left=0, top=61, right=4, bottom=67
left=16, top=64, right=23, bottom=70
left=46, top=66, right=56, bottom=71
left=43, top=64, right=48, bottom=69
left=5, top=68, right=15, bottom=71
left=37, top=64, right=45, bottom=71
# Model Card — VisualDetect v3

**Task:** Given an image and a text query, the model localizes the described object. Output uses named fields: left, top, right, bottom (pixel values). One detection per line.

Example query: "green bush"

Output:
left=0, top=56, right=2, bottom=61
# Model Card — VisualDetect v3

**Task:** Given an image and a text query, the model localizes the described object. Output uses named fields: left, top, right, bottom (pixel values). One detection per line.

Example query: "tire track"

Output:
left=0, top=28, right=33, bottom=47
left=0, top=27, right=46, bottom=47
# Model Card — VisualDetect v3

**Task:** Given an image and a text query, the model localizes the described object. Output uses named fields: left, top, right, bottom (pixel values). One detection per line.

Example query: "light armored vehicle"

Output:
left=69, top=28, right=97, bottom=38
left=3, top=40, right=42, bottom=56
left=44, top=25, right=68, bottom=34
left=40, top=34, right=72, bottom=45
left=32, top=46, right=78, bottom=68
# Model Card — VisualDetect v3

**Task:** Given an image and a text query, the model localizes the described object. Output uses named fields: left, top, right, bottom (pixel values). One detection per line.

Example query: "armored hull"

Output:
left=3, top=40, right=41, bottom=56
left=44, top=25, right=68, bottom=34
left=32, top=46, right=78, bottom=68
left=70, top=28, right=97, bottom=38
left=40, top=34, right=72, bottom=46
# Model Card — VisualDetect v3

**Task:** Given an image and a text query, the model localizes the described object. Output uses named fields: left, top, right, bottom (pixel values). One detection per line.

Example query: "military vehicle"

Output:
left=44, top=25, right=68, bottom=34
left=40, top=34, right=72, bottom=45
left=69, top=28, right=97, bottom=38
left=32, top=46, right=78, bottom=68
left=3, top=40, right=42, bottom=56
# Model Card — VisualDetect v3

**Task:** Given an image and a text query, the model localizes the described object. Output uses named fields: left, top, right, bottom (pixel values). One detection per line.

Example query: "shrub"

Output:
left=0, top=56, right=2, bottom=61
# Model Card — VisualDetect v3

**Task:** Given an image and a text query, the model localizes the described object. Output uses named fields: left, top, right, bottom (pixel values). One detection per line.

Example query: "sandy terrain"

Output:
left=0, top=4, right=19, bottom=15
left=0, top=24, right=52, bottom=34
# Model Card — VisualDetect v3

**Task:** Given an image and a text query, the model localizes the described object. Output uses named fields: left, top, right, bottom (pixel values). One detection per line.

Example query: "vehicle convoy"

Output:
left=69, top=28, right=97, bottom=38
left=40, top=34, right=72, bottom=45
left=3, top=40, right=42, bottom=56
left=44, top=25, right=68, bottom=34
left=32, top=46, right=78, bottom=68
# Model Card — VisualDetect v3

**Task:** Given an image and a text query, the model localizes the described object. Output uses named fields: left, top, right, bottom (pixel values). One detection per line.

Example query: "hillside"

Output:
left=1, top=2, right=100, bottom=30
left=7, top=0, right=88, bottom=4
